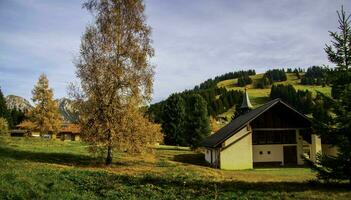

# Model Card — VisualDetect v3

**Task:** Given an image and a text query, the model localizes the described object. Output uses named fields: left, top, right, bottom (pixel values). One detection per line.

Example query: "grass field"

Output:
left=0, top=136, right=350, bottom=199
left=217, top=73, right=331, bottom=119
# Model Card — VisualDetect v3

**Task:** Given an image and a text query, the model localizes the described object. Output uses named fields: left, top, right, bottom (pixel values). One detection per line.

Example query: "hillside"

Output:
left=216, top=72, right=331, bottom=118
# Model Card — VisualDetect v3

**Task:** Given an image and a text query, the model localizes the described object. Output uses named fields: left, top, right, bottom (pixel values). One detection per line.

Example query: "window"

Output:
left=267, top=132, right=275, bottom=144
left=273, top=132, right=281, bottom=144
left=267, top=151, right=271, bottom=154
left=252, top=131, right=296, bottom=144
left=258, top=134, right=266, bottom=144
left=259, top=151, right=263, bottom=155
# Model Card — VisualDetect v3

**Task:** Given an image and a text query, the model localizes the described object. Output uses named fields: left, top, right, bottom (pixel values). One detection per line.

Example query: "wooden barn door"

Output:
left=283, top=146, right=297, bottom=165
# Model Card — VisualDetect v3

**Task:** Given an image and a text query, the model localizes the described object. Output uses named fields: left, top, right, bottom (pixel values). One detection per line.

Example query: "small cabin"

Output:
left=9, top=129, right=31, bottom=137
left=56, top=123, right=80, bottom=141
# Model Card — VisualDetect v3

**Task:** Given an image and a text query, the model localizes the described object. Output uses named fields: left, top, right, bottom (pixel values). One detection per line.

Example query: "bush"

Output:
left=0, top=117, right=9, bottom=135
left=237, top=74, right=252, bottom=87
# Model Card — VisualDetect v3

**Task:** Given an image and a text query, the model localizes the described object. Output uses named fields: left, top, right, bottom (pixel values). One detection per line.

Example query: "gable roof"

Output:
left=202, top=98, right=311, bottom=148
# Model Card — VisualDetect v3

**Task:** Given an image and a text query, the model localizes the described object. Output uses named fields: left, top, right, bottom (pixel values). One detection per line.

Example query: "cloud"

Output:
left=145, top=0, right=350, bottom=102
left=0, top=0, right=350, bottom=103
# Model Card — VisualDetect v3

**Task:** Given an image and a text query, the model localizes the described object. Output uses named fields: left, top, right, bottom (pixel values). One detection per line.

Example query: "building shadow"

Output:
left=172, top=153, right=209, bottom=166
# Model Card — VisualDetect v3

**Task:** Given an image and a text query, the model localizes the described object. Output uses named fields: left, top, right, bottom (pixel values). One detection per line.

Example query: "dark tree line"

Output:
left=148, top=70, right=252, bottom=146
left=158, top=94, right=210, bottom=147
left=148, top=88, right=243, bottom=146
left=256, top=69, right=287, bottom=89
left=301, top=65, right=331, bottom=86
left=270, top=84, right=314, bottom=114
left=286, top=68, right=304, bottom=73
left=0, top=87, right=26, bottom=129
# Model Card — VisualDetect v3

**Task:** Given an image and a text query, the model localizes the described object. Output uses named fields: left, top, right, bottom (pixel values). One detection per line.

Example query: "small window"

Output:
left=259, top=151, right=263, bottom=155
left=267, top=151, right=271, bottom=154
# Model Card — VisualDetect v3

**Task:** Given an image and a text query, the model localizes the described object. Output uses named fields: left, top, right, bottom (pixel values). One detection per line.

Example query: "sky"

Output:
left=0, top=0, right=350, bottom=104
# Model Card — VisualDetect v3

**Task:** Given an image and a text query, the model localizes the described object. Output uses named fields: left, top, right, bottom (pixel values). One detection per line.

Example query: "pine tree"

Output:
left=30, top=74, right=61, bottom=137
left=325, top=6, right=351, bottom=98
left=184, top=94, right=210, bottom=148
left=0, top=87, right=8, bottom=120
left=9, top=108, right=25, bottom=128
left=162, top=94, right=186, bottom=145
left=311, top=6, right=351, bottom=183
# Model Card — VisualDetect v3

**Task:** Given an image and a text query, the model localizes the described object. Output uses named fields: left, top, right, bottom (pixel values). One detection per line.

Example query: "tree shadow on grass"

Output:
left=0, top=146, right=96, bottom=166
left=135, top=175, right=351, bottom=194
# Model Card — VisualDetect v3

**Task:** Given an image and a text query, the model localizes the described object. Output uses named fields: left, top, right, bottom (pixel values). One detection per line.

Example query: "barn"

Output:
left=202, top=91, right=335, bottom=170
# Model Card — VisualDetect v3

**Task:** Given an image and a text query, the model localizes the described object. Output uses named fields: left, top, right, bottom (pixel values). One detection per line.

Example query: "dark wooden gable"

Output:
left=250, top=102, right=310, bottom=129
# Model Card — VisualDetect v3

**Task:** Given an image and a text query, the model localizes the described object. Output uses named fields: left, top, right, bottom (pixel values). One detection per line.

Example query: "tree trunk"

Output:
left=106, top=145, right=112, bottom=165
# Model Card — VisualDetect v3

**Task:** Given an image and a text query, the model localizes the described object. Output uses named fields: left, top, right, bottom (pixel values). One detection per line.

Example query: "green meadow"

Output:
left=217, top=73, right=331, bottom=119
left=0, top=136, right=350, bottom=199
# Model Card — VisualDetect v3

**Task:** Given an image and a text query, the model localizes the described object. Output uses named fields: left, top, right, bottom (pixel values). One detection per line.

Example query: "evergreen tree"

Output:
left=310, top=7, right=351, bottom=183
left=184, top=94, right=210, bottom=148
left=162, top=94, right=186, bottom=145
left=256, top=76, right=270, bottom=89
left=325, top=6, right=351, bottom=98
left=0, top=87, right=8, bottom=120
left=9, top=108, right=26, bottom=128
left=30, top=74, right=61, bottom=136
left=295, top=69, right=301, bottom=79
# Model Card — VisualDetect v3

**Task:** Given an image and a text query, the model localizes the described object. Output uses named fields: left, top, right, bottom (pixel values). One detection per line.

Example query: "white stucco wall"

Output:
left=223, top=125, right=250, bottom=146
left=253, top=145, right=283, bottom=163
left=220, top=126, right=253, bottom=170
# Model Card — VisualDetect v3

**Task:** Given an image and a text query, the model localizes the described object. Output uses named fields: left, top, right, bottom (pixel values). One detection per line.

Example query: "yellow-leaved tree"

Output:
left=71, top=0, right=163, bottom=165
left=30, top=74, right=61, bottom=137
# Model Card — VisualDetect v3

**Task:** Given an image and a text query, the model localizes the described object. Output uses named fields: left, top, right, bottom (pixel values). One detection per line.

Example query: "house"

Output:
left=9, top=129, right=31, bottom=137
left=56, top=123, right=80, bottom=141
left=15, top=120, right=40, bottom=137
left=15, top=121, right=81, bottom=141
left=202, top=90, right=336, bottom=170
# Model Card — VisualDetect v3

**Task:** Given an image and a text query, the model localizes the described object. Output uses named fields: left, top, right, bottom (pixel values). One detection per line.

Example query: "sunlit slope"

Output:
left=216, top=73, right=331, bottom=118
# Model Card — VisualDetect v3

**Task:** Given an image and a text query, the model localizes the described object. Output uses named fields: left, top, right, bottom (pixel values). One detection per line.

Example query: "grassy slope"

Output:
left=1, top=136, right=350, bottom=199
left=217, top=73, right=331, bottom=119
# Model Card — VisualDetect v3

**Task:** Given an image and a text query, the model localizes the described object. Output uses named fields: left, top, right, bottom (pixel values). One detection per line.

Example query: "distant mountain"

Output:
left=58, top=98, right=78, bottom=123
left=5, top=95, right=78, bottom=123
left=5, top=95, right=33, bottom=112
